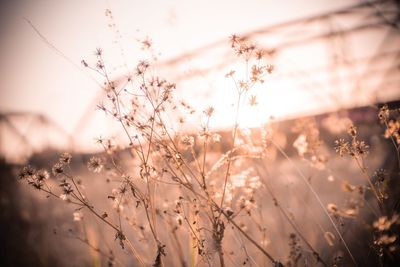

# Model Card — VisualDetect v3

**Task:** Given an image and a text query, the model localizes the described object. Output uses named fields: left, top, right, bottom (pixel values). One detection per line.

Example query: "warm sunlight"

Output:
left=1, top=1, right=399, bottom=267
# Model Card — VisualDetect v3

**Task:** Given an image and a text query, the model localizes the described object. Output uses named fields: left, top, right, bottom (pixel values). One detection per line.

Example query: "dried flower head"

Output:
left=96, top=60, right=104, bottom=70
left=249, top=95, right=258, bottom=106
left=88, top=157, right=103, bottom=173
left=141, top=37, right=152, bottom=50
left=250, top=65, right=264, bottom=83
left=225, top=70, right=235, bottom=78
left=204, top=106, right=215, bottom=117
left=255, top=49, right=264, bottom=60
left=266, top=64, right=274, bottom=74
left=59, top=152, right=72, bottom=164
left=30, top=179, right=44, bottom=190
left=136, top=60, right=149, bottom=75
left=36, top=169, right=50, bottom=181
left=229, top=34, right=240, bottom=47
left=384, top=119, right=400, bottom=145
left=378, top=104, right=389, bottom=123
left=373, top=214, right=399, bottom=231
left=59, top=179, right=73, bottom=195
left=351, top=140, right=369, bottom=157
left=373, top=168, right=386, bottom=182
left=334, top=139, right=349, bottom=157
left=95, top=47, right=103, bottom=56
left=18, top=165, right=36, bottom=180
left=180, top=135, right=194, bottom=148
left=52, top=162, right=64, bottom=176
left=238, top=80, right=250, bottom=91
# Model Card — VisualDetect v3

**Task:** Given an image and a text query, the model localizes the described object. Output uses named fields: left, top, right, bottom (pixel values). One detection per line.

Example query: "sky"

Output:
left=2, top=0, right=397, bottom=160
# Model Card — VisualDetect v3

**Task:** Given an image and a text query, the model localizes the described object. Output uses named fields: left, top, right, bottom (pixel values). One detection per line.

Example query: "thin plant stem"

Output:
left=270, top=139, right=357, bottom=266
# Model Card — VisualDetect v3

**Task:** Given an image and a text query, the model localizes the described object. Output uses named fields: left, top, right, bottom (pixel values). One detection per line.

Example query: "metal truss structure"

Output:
left=1, top=0, right=399, bottom=160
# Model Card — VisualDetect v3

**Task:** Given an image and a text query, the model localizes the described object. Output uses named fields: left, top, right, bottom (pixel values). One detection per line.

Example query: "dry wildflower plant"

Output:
left=18, top=33, right=400, bottom=267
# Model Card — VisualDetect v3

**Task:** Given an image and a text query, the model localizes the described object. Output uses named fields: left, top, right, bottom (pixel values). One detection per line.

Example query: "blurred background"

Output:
left=0, top=0, right=399, bottom=266
left=1, top=0, right=398, bottom=162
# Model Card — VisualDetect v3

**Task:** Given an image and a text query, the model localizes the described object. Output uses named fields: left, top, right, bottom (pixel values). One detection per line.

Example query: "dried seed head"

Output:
left=88, top=157, right=103, bottom=173
left=59, top=152, right=72, bottom=164
left=351, top=140, right=369, bottom=157
left=204, top=106, right=215, bottom=117
left=52, top=162, right=64, bottom=176
left=378, top=104, right=389, bottom=123
left=36, top=169, right=49, bottom=181
left=334, top=139, right=349, bottom=157
left=180, top=135, right=194, bottom=148
left=18, top=166, right=35, bottom=180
